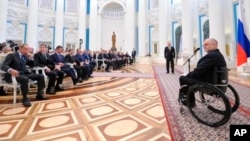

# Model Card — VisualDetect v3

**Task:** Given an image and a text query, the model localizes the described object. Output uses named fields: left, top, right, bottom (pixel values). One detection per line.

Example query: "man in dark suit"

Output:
left=179, top=38, right=227, bottom=106
left=34, top=44, right=64, bottom=94
left=131, top=48, right=136, bottom=63
left=75, top=49, right=93, bottom=78
left=50, top=45, right=79, bottom=85
left=164, top=41, right=175, bottom=74
left=65, top=49, right=86, bottom=82
left=97, top=50, right=111, bottom=72
left=1, top=44, right=48, bottom=107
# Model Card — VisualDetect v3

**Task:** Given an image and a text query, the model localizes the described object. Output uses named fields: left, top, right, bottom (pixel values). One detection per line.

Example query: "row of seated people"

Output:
left=93, top=49, right=134, bottom=72
left=0, top=44, right=134, bottom=107
left=0, top=44, right=96, bottom=107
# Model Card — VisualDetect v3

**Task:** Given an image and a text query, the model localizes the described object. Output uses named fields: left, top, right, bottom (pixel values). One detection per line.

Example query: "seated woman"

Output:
left=179, top=38, right=227, bottom=106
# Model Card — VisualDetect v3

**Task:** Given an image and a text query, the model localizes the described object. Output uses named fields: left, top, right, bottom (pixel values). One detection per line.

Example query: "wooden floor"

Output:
left=0, top=63, right=249, bottom=141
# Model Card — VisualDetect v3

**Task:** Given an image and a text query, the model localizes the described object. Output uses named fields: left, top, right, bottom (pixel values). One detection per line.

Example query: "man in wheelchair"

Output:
left=179, top=38, right=227, bottom=107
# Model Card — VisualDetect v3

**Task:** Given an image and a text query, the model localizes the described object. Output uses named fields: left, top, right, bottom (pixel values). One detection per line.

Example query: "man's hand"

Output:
left=54, top=65, right=61, bottom=70
left=44, top=66, right=51, bottom=72
left=9, top=69, right=19, bottom=77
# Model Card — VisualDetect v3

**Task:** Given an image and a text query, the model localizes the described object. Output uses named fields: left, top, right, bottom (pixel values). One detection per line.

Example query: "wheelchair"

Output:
left=178, top=67, right=240, bottom=127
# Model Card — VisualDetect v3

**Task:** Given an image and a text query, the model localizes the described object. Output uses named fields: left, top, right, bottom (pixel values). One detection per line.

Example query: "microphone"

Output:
left=194, top=48, right=200, bottom=53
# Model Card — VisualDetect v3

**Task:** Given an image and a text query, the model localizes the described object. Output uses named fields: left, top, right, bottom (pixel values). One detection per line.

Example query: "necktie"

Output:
left=58, top=54, right=61, bottom=61
left=20, top=55, right=25, bottom=73
left=43, top=54, right=47, bottom=60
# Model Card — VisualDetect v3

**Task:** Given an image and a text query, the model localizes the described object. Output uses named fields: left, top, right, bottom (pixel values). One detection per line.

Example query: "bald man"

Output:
left=178, top=38, right=227, bottom=106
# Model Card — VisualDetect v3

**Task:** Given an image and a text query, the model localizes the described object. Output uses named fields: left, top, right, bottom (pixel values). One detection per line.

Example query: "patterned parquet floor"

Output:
left=0, top=63, right=249, bottom=141
left=0, top=64, right=171, bottom=141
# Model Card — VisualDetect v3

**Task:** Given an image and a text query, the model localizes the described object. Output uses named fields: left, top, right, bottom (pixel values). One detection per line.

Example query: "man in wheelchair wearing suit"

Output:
left=179, top=38, right=227, bottom=106
left=1, top=44, right=48, bottom=107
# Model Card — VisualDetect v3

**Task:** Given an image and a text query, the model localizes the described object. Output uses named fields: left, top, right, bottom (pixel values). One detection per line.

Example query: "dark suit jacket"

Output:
left=187, top=49, right=226, bottom=83
left=65, top=54, right=80, bottom=65
left=164, top=46, right=175, bottom=60
left=50, top=53, right=66, bottom=64
left=132, top=50, right=136, bottom=57
left=34, top=52, right=55, bottom=70
left=1, top=52, right=35, bottom=82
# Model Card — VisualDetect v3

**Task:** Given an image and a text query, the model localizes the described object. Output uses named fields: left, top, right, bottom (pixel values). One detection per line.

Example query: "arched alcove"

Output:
left=98, top=2, right=125, bottom=51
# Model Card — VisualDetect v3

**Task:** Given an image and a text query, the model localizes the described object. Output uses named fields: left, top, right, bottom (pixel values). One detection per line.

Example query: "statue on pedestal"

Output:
left=111, top=32, right=117, bottom=51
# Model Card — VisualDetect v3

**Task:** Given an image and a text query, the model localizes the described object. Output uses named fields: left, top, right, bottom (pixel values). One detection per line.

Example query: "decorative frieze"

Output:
left=148, top=11, right=159, bottom=25
left=198, top=0, right=208, bottom=15
left=7, top=9, right=27, bottom=23
left=171, top=3, right=182, bottom=23
left=64, top=18, right=78, bottom=30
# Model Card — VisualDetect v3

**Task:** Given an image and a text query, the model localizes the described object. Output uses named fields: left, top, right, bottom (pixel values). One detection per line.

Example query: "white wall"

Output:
left=101, top=17, right=124, bottom=51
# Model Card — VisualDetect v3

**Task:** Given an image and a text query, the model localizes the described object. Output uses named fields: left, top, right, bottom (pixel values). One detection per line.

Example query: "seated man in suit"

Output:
left=50, top=45, right=79, bottom=85
left=1, top=44, right=48, bottom=107
left=65, top=49, right=86, bottom=82
left=97, top=50, right=111, bottom=72
left=75, top=49, right=92, bottom=78
left=34, top=44, right=65, bottom=94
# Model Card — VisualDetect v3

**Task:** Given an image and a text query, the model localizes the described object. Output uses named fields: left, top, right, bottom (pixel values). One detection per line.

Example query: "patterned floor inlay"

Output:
left=0, top=64, right=171, bottom=141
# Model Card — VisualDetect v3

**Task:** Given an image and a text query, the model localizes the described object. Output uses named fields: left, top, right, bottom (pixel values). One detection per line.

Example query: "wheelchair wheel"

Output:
left=187, top=84, right=232, bottom=127
left=225, top=84, right=240, bottom=113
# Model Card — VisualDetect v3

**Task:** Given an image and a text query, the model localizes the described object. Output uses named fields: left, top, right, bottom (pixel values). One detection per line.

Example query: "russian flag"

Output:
left=237, top=0, right=250, bottom=66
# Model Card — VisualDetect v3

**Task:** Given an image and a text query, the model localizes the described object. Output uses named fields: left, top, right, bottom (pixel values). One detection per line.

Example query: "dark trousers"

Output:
left=61, top=66, right=77, bottom=82
left=46, top=70, right=64, bottom=88
left=16, top=73, right=45, bottom=98
left=166, top=59, right=174, bottom=73
left=74, top=65, right=89, bottom=79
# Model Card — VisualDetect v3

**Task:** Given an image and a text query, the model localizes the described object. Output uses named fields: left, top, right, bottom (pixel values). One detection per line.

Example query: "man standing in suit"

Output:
left=34, top=44, right=65, bottom=94
left=164, top=41, right=175, bottom=74
left=1, top=44, right=48, bottom=107
left=131, top=48, right=136, bottom=63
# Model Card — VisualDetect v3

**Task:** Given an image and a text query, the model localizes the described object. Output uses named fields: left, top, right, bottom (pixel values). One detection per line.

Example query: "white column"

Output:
left=167, top=1, right=172, bottom=42
left=208, top=0, right=226, bottom=56
left=181, top=0, right=194, bottom=55
left=158, top=0, right=168, bottom=57
left=138, top=0, right=147, bottom=56
left=96, top=15, right=102, bottom=50
left=78, top=0, right=87, bottom=49
left=26, top=0, right=39, bottom=48
left=181, top=0, right=195, bottom=74
left=124, top=0, right=135, bottom=54
left=55, top=0, right=64, bottom=47
left=89, top=0, right=98, bottom=51
left=0, top=0, right=8, bottom=42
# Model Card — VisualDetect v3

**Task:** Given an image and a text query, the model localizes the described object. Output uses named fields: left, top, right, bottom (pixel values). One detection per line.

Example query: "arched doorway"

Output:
left=98, top=2, right=125, bottom=51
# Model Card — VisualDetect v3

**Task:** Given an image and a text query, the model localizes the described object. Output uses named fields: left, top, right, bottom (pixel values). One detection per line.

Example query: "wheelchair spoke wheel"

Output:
left=225, top=84, right=240, bottom=113
left=187, top=84, right=232, bottom=127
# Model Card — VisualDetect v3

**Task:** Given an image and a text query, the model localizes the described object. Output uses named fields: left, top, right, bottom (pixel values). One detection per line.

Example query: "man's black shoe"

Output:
left=36, top=95, right=49, bottom=100
left=46, top=87, right=56, bottom=95
left=78, top=79, right=83, bottom=83
left=73, top=79, right=79, bottom=85
left=22, top=98, right=32, bottom=107
left=55, top=86, right=64, bottom=91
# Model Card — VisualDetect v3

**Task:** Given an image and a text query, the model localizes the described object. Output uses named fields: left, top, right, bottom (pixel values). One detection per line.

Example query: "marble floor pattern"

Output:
left=0, top=64, right=171, bottom=141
